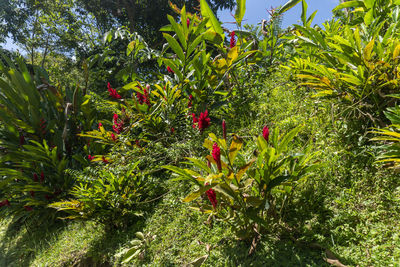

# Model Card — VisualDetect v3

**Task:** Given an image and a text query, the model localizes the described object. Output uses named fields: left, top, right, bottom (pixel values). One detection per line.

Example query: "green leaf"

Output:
left=163, top=33, right=185, bottom=62
left=228, top=135, right=243, bottom=163
left=332, top=0, right=365, bottom=12
left=235, top=0, right=246, bottom=27
left=276, top=0, right=302, bottom=16
left=167, top=15, right=187, bottom=48
left=200, top=0, right=224, bottom=40
left=301, top=0, right=308, bottom=26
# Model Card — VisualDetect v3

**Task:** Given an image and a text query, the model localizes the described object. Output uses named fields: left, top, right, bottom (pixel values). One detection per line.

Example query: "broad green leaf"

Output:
left=363, top=39, right=374, bottom=61
left=167, top=15, right=187, bottom=48
left=332, top=0, right=365, bottom=12
left=301, top=0, right=308, bottom=25
left=229, top=135, right=243, bottom=163
left=163, top=33, right=185, bottom=62
left=393, top=43, right=400, bottom=60
left=200, top=0, right=224, bottom=40
left=364, top=9, right=374, bottom=26
left=276, top=0, right=302, bottom=16
left=235, top=0, right=246, bottom=27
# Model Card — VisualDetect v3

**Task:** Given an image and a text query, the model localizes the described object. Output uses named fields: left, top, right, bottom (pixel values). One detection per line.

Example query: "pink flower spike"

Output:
left=262, top=126, right=270, bottom=142
left=212, top=143, right=221, bottom=172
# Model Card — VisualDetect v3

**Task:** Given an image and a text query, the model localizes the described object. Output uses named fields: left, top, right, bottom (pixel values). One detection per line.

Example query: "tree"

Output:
left=76, top=0, right=236, bottom=48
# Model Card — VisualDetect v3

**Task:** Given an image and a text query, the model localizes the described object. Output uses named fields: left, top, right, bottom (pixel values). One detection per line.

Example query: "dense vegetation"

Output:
left=0, top=0, right=399, bottom=266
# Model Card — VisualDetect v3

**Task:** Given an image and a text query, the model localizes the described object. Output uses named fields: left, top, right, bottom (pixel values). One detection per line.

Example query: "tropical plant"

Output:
left=164, top=125, right=320, bottom=239
left=49, top=161, right=160, bottom=228
left=371, top=104, right=400, bottom=168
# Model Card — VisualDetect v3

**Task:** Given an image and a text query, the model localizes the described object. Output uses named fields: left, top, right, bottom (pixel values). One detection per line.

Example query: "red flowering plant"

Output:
left=164, top=125, right=320, bottom=239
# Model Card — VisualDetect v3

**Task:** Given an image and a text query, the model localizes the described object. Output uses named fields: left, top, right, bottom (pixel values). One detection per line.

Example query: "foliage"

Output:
left=164, top=126, right=320, bottom=239
left=287, top=0, right=400, bottom=125
left=372, top=104, right=400, bottom=168
left=0, top=54, right=95, bottom=216
left=50, top=161, right=161, bottom=228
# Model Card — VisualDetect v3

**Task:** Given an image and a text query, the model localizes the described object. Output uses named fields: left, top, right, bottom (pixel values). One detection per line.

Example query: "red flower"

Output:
left=98, top=122, right=103, bottom=130
left=230, top=31, right=236, bottom=48
left=198, top=110, right=211, bottom=132
left=167, top=66, right=174, bottom=73
left=88, top=155, right=95, bottom=161
left=24, top=205, right=33, bottom=211
left=222, top=120, right=227, bottom=140
left=39, top=118, right=47, bottom=135
left=102, top=156, right=109, bottom=164
left=111, top=133, right=117, bottom=142
left=107, top=82, right=121, bottom=99
left=0, top=199, right=10, bottom=207
left=33, top=173, right=39, bottom=182
left=188, top=94, right=193, bottom=108
left=19, top=134, right=25, bottom=145
left=206, top=188, right=217, bottom=209
left=186, top=18, right=190, bottom=27
left=212, top=142, right=221, bottom=171
left=136, top=91, right=145, bottom=104
left=40, top=172, right=44, bottom=183
left=112, top=114, right=124, bottom=134
left=171, top=127, right=175, bottom=134
left=144, top=88, right=151, bottom=106
left=262, top=126, right=269, bottom=142
left=192, top=113, right=198, bottom=128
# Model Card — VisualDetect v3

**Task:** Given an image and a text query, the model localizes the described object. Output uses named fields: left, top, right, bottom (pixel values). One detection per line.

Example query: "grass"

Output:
left=1, top=71, right=399, bottom=266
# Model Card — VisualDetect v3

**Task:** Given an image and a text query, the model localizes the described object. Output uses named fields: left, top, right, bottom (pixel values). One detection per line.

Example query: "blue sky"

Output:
left=218, top=0, right=340, bottom=30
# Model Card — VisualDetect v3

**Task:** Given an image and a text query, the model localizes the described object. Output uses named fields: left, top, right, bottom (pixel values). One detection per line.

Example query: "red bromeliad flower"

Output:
left=144, top=88, right=150, bottom=106
left=198, top=110, right=211, bottom=132
left=262, top=126, right=269, bottom=142
left=206, top=188, right=217, bottom=209
left=88, top=155, right=95, bottom=161
left=112, top=114, right=124, bottom=134
left=171, top=127, right=175, bottom=134
left=136, top=91, right=145, bottom=104
left=0, top=199, right=10, bottom=207
left=102, top=156, right=109, bottom=164
left=107, top=82, right=121, bottom=99
left=222, top=120, right=227, bottom=140
left=212, top=142, right=222, bottom=171
left=40, top=172, right=44, bottom=183
left=111, top=133, right=117, bottom=142
left=188, top=94, right=193, bottom=108
left=39, top=118, right=47, bottom=135
left=19, top=134, right=25, bottom=145
left=167, top=66, right=174, bottom=73
left=186, top=18, right=190, bottom=27
left=230, top=31, right=236, bottom=48
left=98, top=122, right=103, bottom=130
left=192, top=113, right=198, bottom=128
left=24, top=205, right=33, bottom=211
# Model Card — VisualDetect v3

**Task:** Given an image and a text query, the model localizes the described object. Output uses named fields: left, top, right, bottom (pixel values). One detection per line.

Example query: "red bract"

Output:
left=230, top=31, right=236, bottom=48
left=98, top=122, right=103, bottom=130
left=136, top=91, right=145, bottom=104
left=144, top=88, right=150, bottom=106
left=40, top=172, right=44, bottom=183
left=167, top=66, right=174, bottom=73
left=102, top=156, right=109, bottom=164
left=19, top=134, right=25, bottom=145
left=33, top=173, right=39, bottom=182
left=212, top=142, right=222, bottom=171
left=24, top=205, right=33, bottom=211
left=112, top=114, right=124, bottom=134
left=188, top=94, right=193, bottom=108
left=113, top=114, right=118, bottom=124
left=0, top=199, right=10, bottom=207
left=222, top=120, right=227, bottom=140
left=88, top=155, right=95, bottom=161
left=186, top=18, right=190, bottom=27
left=198, top=110, right=211, bottom=132
left=171, top=127, right=175, bottom=134
left=206, top=188, right=217, bottom=209
left=262, top=126, right=269, bottom=142
left=111, top=133, right=117, bottom=142
left=192, top=113, right=198, bottom=128
left=107, top=82, right=121, bottom=99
